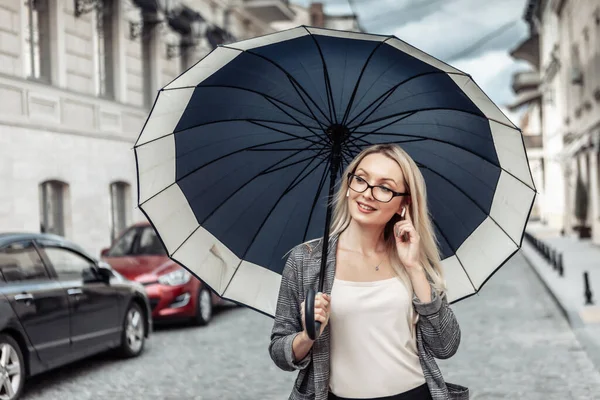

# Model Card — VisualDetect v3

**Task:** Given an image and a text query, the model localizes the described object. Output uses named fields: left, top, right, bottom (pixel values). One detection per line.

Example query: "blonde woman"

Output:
left=269, top=144, right=469, bottom=400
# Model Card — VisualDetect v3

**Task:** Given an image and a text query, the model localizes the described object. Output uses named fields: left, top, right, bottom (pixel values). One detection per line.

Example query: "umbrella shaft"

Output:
left=318, top=143, right=343, bottom=292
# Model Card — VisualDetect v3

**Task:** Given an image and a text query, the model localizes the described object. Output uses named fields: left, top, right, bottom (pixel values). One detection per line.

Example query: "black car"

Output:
left=0, top=233, right=152, bottom=400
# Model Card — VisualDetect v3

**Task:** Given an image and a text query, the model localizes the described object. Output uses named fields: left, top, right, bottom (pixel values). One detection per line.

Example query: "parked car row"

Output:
left=0, top=222, right=231, bottom=400
left=0, top=232, right=151, bottom=400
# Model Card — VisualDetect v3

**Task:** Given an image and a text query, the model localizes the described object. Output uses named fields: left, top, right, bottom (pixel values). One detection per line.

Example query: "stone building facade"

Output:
left=511, top=0, right=600, bottom=242
left=0, top=0, right=296, bottom=256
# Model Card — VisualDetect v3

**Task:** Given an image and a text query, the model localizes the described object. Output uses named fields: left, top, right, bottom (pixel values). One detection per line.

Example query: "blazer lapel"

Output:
left=322, top=234, right=338, bottom=296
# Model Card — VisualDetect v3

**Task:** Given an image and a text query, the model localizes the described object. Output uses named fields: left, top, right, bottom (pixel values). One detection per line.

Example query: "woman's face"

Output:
left=347, top=153, right=408, bottom=228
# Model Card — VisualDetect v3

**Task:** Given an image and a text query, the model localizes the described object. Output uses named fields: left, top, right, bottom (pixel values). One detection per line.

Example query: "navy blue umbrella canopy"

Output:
left=134, top=26, right=536, bottom=317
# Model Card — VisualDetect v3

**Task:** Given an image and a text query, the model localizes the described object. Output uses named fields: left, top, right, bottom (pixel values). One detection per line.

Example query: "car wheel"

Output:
left=193, top=288, right=213, bottom=326
left=118, top=302, right=146, bottom=358
left=0, top=334, right=25, bottom=400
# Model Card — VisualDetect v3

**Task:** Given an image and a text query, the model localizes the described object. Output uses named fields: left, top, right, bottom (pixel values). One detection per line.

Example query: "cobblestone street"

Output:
left=21, top=251, right=600, bottom=400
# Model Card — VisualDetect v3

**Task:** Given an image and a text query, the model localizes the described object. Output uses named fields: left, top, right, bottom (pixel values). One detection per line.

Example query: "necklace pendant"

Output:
left=375, top=265, right=379, bottom=271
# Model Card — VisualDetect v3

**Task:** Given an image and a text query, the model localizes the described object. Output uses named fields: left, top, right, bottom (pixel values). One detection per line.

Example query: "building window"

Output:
left=110, top=181, right=130, bottom=241
left=39, top=180, right=68, bottom=236
left=93, top=0, right=115, bottom=98
left=23, top=0, right=51, bottom=81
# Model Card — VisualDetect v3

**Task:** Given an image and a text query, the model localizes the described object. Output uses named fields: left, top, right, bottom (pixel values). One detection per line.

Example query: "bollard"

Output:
left=551, top=249, right=557, bottom=269
left=584, top=272, right=594, bottom=305
left=541, top=243, right=546, bottom=258
left=558, top=253, right=564, bottom=276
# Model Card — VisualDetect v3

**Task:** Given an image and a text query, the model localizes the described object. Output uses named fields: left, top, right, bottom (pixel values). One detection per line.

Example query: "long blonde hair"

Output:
left=330, top=144, right=447, bottom=298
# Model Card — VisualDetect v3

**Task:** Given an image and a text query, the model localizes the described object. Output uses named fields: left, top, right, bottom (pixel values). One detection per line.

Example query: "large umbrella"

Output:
left=134, top=26, right=536, bottom=338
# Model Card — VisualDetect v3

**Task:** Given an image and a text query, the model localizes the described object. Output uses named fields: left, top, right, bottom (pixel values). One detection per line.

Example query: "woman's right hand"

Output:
left=300, top=292, right=331, bottom=340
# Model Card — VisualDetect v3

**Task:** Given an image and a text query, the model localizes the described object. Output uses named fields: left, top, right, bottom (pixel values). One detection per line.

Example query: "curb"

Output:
left=521, top=242, right=600, bottom=373
left=519, top=243, right=584, bottom=328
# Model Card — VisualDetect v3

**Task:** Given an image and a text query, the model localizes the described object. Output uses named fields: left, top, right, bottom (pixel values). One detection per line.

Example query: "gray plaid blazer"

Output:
left=268, top=234, right=469, bottom=400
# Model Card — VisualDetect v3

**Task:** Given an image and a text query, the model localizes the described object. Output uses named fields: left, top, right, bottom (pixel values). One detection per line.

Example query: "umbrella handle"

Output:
left=305, top=288, right=322, bottom=341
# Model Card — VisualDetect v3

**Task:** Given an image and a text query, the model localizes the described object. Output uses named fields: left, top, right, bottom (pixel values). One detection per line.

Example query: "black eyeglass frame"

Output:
left=347, top=173, right=410, bottom=203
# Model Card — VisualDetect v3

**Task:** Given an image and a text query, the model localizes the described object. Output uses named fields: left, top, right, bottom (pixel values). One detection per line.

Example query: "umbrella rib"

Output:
left=429, top=218, right=477, bottom=292
left=138, top=137, right=315, bottom=208
left=351, top=107, right=511, bottom=133
left=340, top=150, right=353, bottom=170
left=349, top=131, right=534, bottom=191
left=248, top=120, right=326, bottom=147
left=197, top=144, right=324, bottom=226
left=353, top=132, right=496, bottom=166
left=222, top=45, right=333, bottom=126
left=341, top=38, right=392, bottom=127
left=343, top=144, right=362, bottom=161
left=196, top=84, right=324, bottom=127
left=343, top=113, right=373, bottom=154
left=420, top=165, right=492, bottom=220
left=353, top=120, right=499, bottom=145
left=421, top=165, right=519, bottom=249
left=340, top=47, right=411, bottom=127
left=303, top=157, right=331, bottom=242
left=283, top=148, right=331, bottom=195
left=349, top=111, right=417, bottom=143
left=430, top=217, right=457, bottom=254
left=253, top=95, right=330, bottom=144
left=177, top=134, right=312, bottom=161
left=304, top=26, right=337, bottom=123
left=358, top=138, right=429, bottom=148
left=350, top=119, right=534, bottom=192
left=451, top=253, right=478, bottom=294
left=247, top=147, right=321, bottom=152
left=134, top=118, right=321, bottom=149
left=347, top=136, right=371, bottom=148
left=341, top=143, right=359, bottom=160
left=260, top=150, right=325, bottom=176
left=346, top=71, right=462, bottom=128
left=221, top=147, right=331, bottom=297
left=166, top=145, right=326, bottom=259
left=287, top=77, right=331, bottom=133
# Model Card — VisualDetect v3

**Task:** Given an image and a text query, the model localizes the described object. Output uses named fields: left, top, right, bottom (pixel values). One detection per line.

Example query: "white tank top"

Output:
left=328, top=276, right=426, bottom=398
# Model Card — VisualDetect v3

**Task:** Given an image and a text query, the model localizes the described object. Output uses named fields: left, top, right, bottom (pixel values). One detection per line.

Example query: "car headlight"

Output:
left=158, top=269, right=191, bottom=286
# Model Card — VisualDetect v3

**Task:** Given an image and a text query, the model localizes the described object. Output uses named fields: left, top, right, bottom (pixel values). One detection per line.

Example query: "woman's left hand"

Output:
left=394, top=206, right=421, bottom=272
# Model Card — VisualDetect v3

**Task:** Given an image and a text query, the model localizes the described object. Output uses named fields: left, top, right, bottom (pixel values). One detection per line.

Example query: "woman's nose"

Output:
left=362, top=188, right=375, bottom=200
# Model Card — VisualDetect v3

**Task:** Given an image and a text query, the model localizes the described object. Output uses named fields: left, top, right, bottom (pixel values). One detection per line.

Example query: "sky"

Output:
left=291, top=0, right=533, bottom=124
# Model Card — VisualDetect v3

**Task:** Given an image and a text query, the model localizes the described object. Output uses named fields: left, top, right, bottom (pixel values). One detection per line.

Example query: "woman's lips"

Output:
left=356, top=201, right=377, bottom=213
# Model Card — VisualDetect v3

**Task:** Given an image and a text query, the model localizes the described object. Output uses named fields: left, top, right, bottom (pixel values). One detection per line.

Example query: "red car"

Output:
left=101, top=222, right=226, bottom=326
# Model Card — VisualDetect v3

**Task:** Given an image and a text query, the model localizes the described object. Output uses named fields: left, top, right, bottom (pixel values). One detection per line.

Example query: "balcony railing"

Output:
left=512, top=70, right=540, bottom=94
left=523, top=134, right=543, bottom=149
left=241, top=0, right=295, bottom=23
left=510, top=34, right=539, bottom=69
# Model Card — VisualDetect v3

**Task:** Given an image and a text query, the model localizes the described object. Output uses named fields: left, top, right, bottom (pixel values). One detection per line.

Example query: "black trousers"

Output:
left=328, top=383, right=433, bottom=400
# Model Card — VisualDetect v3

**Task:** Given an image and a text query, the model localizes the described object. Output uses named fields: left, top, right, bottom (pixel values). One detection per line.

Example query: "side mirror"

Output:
left=95, top=261, right=114, bottom=283
left=100, top=248, right=110, bottom=257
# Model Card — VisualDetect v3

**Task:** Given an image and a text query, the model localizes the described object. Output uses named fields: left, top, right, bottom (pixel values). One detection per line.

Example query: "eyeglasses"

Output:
left=347, top=173, right=410, bottom=203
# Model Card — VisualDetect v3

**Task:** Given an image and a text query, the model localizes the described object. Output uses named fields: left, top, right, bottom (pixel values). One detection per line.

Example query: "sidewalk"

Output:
left=521, top=221, right=600, bottom=371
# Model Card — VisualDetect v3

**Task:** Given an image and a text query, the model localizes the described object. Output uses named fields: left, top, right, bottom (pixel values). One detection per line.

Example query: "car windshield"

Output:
left=134, top=227, right=167, bottom=256
left=108, top=226, right=167, bottom=257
